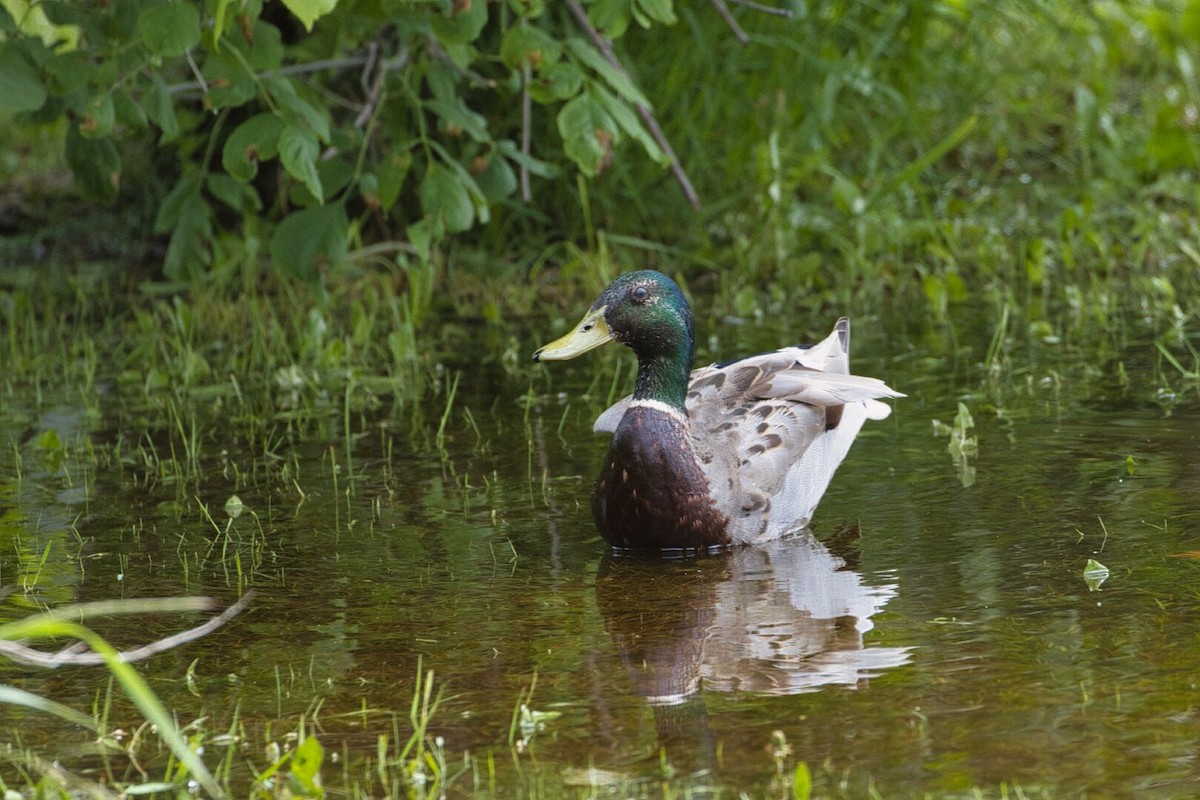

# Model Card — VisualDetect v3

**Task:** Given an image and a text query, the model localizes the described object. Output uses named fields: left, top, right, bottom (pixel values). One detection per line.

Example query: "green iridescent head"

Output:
left=533, top=270, right=696, bottom=407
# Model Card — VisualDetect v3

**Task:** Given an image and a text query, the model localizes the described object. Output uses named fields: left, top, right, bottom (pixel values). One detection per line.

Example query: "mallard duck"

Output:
left=533, top=270, right=903, bottom=550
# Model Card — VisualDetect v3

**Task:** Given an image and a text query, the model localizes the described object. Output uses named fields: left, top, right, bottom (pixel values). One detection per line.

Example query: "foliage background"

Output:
left=1, top=0, right=1197, bottom=317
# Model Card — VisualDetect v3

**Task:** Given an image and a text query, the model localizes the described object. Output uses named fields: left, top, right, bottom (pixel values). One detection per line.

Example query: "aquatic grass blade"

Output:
left=0, top=685, right=101, bottom=731
left=0, top=610, right=226, bottom=799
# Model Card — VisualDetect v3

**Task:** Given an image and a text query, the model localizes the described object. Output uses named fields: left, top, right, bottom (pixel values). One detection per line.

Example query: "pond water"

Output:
left=2, top=297, right=1199, bottom=799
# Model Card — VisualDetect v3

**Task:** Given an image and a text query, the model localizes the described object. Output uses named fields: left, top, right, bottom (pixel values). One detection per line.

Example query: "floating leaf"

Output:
left=1083, top=558, right=1110, bottom=592
left=224, top=495, right=244, bottom=519
left=33, top=429, right=63, bottom=452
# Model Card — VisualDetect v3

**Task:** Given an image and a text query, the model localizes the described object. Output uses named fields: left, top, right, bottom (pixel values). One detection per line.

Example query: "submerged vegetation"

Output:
left=2, top=0, right=1200, bottom=798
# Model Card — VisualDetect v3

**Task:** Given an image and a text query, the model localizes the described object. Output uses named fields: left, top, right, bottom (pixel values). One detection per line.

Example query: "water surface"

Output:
left=2, top=300, right=1199, bottom=798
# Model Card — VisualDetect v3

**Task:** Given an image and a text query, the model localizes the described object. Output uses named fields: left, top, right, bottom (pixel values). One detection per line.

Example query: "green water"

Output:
left=2, top=301, right=1199, bottom=798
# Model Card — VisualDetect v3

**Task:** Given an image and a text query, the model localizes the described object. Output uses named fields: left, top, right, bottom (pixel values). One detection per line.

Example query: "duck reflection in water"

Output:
left=592, top=526, right=910, bottom=769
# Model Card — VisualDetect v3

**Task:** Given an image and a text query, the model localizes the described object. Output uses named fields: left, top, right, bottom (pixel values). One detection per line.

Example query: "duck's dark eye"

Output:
left=631, top=285, right=649, bottom=303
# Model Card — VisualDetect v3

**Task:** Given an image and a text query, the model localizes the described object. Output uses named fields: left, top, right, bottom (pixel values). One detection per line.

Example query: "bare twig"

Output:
left=520, top=63, right=532, bottom=203
left=425, top=36, right=495, bottom=89
left=711, top=0, right=750, bottom=44
left=355, top=46, right=408, bottom=129
left=728, top=0, right=794, bottom=17
left=359, top=40, right=379, bottom=96
left=564, top=0, right=701, bottom=210
left=184, top=49, right=208, bottom=94
left=167, top=56, right=372, bottom=95
left=0, top=593, right=254, bottom=669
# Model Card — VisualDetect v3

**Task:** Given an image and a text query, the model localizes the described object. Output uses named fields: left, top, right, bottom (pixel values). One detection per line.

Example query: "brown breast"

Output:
left=592, top=405, right=731, bottom=549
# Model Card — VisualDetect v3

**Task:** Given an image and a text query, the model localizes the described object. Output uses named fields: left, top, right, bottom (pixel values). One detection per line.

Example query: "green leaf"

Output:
left=425, top=96, right=489, bottom=143
left=289, top=736, right=324, bottom=789
left=0, top=42, right=47, bottom=114
left=376, top=148, right=412, bottom=212
left=114, top=90, right=147, bottom=131
left=587, top=0, right=632, bottom=38
left=792, top=761, right=812, bottom=800
left=420, top=162, right=474, bottom=233
left=500, top=24, right=562, bottom=70
left=202, top=50, right=257, bottom=109
left=222, top=113, right=284, bottom=182
left=64, top=125, right=119, bottom=201
left=475, top=154, right=517, bottom=201
left=280, top=0, right=338, bottom=32
left=155, top=179, right=197, bottom=232
left=528, top=61, right=583, bottom=104
left=430, top=0, right=488, bottom=44
left=270, top=203, right=349, bottom=285
left=137, top=0, right=201, bottom=57
left=591, top=84, right=666, bottom=164
left=0, top=686, right=100, bottom=731
left=266, top=76, right=331, bottom=141
left=566, top=38, right=650, bottom=108
left=155, top=182, right=213, bottom=279
left=77, top=92, right=114, bottom=138
left=406, top=217, right=439, bottom=264
left=44, top=50, right=90, bottom=93
left=506, top=0, right=545, bottom=17
left=556, top=92, right=619, bottom=176
left=633, top=0, right=676, bottom=26
left=206, top=172, right=262, bottom=213
left=497, top=139, right=560, bottom=178
left=240, top=20, right=285, bottom=71
left=211, top=0, right=235, bottom=45
left=33, top=429, right=62, bottom=452
left=279, top=125, right=323, bottom=201
left=1083, top=558, right=1110, bottom=592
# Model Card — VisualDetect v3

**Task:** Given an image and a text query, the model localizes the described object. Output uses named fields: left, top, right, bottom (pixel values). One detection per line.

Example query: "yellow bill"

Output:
left=533, top=306, right=614, bottom=361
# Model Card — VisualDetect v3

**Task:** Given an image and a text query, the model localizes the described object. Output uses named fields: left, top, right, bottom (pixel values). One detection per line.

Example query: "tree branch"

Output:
left=564, top=0, right=701, bottom=210
left=167, top=57, right=372, bottom=95
left=728, top=0, right=794, bottom=17
left=710, top=0, right=749, bottom=45
left=0, top=593, right=254, bottom=669
left=520, top=63, right=533, bottom=203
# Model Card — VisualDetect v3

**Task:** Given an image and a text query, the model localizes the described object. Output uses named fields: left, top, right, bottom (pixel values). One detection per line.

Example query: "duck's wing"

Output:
left=687, top=320, right=903, bottom=543
left=593, top=396, right=631, bottom=433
